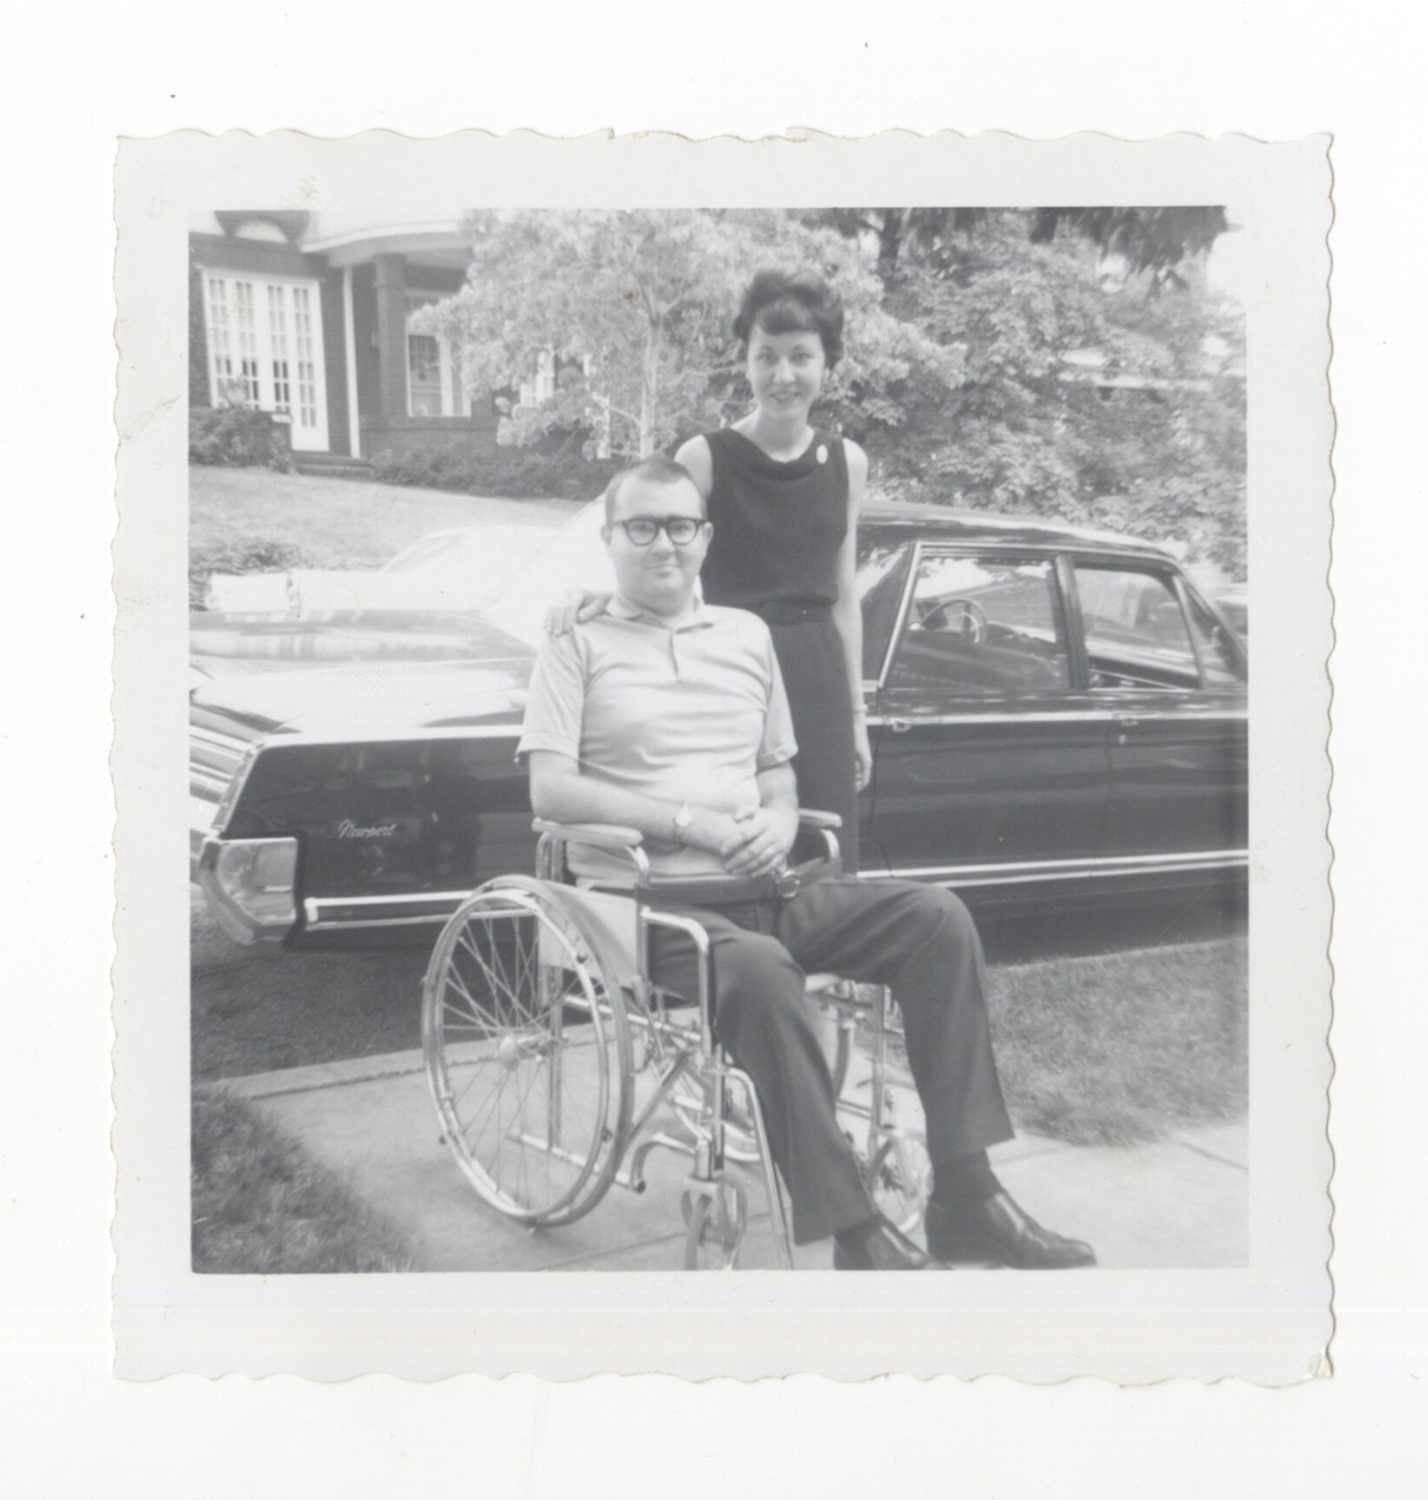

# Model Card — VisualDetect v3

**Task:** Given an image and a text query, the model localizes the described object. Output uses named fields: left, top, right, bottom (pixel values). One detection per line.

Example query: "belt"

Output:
left=755, top=600, right=833, bottom=625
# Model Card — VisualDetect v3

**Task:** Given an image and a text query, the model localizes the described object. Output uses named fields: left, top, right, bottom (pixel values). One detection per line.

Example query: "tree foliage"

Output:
left=831, top=211, right=1246, bottom=573
left=424, top=206, right=1245, bottom=574
left=421, top=209, right=947, bottom=459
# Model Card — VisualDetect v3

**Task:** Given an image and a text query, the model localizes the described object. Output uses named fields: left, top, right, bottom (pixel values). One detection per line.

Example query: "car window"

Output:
left=1185, top=590, right=1246, bottom=685
left=857, top=542, right=914, bottom=679
left=481, top=503, right=614, bottom=646
left=884, top=553, right=1071, bottom=696
left=382, top=534, right=464, bottom=573
left=1073, top=564, right=1202, bottom=690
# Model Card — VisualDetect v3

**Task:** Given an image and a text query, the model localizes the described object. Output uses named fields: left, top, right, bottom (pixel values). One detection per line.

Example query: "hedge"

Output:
left=190, top=407, right=294, bottom=470
left=369, top=446, right=620, bottom=501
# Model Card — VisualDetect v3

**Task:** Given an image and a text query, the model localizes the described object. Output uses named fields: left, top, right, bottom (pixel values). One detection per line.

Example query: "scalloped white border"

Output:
left=112, top=129, right=1332, bottom=1380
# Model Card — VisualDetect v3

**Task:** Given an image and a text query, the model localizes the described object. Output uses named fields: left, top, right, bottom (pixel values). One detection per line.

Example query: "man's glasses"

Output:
left=612, top=516, right=706, bottom=546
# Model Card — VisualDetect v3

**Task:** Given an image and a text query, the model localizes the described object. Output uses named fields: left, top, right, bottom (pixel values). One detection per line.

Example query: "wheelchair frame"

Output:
left=420, top=813, right=932, bottom=1269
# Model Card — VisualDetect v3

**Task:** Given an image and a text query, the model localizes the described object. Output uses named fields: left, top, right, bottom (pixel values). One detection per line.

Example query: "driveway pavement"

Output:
left=212, top=1038, right=1248, bottom=1273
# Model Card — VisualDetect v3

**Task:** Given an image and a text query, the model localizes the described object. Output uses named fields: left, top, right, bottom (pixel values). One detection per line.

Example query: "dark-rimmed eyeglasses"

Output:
left=612, top=516, right=706, bottom=546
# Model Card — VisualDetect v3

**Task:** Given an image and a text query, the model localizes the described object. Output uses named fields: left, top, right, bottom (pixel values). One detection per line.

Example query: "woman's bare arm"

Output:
left=833, top=440, right=872, bottom=789
left=673, top=434, right=715, bottom=501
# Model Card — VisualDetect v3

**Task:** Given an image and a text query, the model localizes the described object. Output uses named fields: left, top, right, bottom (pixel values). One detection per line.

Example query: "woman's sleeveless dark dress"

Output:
left=700, top=427, right=860, bottom=873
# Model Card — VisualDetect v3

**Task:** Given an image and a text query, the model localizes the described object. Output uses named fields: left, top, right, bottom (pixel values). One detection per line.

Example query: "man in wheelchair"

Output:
left=519, top=456, right=1095, bottom=1271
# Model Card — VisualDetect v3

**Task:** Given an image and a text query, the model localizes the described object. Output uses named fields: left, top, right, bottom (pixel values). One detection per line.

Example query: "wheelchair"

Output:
left=420, top=812, right=934, bottom=1269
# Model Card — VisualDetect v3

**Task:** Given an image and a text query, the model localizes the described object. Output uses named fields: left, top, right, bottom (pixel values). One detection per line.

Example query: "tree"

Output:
left=811, top=205, right=1230, bottom=282
left=422, top=207, right=1244, bottom=573
left=1029, top=206, right=1230, bottom=274
left=831, top=210, right=1245, bottom=574
left=420, top=210, right=949, bottom=459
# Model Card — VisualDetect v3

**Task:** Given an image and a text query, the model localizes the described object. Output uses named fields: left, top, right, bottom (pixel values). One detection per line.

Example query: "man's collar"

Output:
left=607, top=594, right=714, bottom=631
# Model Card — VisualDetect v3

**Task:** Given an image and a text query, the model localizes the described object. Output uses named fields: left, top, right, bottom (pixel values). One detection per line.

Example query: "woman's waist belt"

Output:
left=754, top=599, right=833, bottom=625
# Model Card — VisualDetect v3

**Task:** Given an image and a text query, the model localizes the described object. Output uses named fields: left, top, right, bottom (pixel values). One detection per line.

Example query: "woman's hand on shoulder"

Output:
left=543, top=589, right=612, bottom=636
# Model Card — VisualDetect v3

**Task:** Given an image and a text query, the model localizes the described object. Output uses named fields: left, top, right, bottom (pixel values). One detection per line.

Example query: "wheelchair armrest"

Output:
left=784, top=810, right=843, bottom=889
left=532, top=819, right=644, bottom=850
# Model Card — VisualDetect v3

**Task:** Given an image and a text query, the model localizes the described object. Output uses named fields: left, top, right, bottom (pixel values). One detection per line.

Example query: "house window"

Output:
left=266, top=284, right=291, bottom=413
left=406, top=293, right=471, bottom=418
left=202, top=272, right=328, bottom=450
left=518, top=349, right=556, bottom=409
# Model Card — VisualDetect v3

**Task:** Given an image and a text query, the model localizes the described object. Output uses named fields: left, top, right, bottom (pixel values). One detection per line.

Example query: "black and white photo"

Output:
left=113, top=130, right=1332, bottom=1380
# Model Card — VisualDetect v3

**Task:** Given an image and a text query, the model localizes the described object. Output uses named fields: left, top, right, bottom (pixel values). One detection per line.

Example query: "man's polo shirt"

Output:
left=517, top=595, right=798, bottom=883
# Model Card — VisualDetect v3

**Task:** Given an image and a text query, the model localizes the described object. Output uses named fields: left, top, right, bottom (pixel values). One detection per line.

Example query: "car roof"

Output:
left=859, top=501, right=1177, bottom=560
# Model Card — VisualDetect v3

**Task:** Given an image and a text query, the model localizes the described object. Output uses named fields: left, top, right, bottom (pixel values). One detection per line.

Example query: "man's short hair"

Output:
left=602, top=455, right=707, bottom=527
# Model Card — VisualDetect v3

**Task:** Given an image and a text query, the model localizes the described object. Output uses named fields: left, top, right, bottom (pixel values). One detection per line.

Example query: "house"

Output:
left=188, top=210, right=500, bottom=468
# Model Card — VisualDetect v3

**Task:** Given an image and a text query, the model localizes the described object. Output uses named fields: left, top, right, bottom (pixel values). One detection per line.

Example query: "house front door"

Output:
left=202, top=273, right=330, bottom=451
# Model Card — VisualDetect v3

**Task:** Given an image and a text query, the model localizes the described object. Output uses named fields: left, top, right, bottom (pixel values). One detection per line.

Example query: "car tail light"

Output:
left=199, top=836, right=298, bottom=944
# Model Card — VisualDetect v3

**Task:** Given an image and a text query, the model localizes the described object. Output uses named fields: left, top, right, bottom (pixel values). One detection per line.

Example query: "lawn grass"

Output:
left=985, top=937, right=1247, bottom=1146
left=192, top=1087, right=414, bottom=1273
left=190, top=464, right=581, bottom=581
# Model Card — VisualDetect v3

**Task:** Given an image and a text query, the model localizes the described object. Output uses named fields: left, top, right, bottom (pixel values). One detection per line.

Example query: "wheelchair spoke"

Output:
left=422, top=883, right=632, bottom=1226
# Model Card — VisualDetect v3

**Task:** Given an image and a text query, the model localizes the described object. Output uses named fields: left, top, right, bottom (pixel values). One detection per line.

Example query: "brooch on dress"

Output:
left=816, top=443, right=828, bottom=465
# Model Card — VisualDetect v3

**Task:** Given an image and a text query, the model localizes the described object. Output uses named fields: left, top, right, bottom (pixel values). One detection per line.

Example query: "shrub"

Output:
left=369, top=445, right=619, bottom=501
left=190, top=406, right=294, bottom=470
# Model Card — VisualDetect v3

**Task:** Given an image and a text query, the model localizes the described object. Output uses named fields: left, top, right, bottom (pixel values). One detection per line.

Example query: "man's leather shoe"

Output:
left=832, top=1217, right=931, bottom=1271
left=925, top=1193, right=1096, bottom=1269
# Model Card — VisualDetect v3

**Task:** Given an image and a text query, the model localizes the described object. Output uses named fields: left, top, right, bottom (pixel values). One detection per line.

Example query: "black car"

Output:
left=191, top=502, right=1246, bottom=945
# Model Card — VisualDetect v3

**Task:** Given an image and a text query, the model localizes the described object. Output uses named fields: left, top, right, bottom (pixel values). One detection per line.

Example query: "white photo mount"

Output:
left=113, top=129, right=1333, bottom=1381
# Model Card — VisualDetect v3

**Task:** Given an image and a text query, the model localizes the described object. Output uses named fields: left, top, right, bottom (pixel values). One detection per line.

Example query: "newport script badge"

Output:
left=336, top=819, right=399, bottom=839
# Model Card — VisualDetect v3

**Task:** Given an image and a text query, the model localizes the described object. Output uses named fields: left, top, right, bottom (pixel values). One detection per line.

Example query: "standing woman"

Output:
left=675, top=269, right=870, bottom=871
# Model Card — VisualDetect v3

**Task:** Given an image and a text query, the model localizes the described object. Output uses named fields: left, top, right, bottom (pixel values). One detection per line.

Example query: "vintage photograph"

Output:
left=113, top=130, right=1330, bottom=1380
left=187, top=201, right=1248, bottom=1275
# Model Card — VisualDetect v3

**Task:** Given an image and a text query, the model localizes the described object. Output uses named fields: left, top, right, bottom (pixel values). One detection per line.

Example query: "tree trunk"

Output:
left=639, top=324, right=660, bottom=457
left=877, top=209, right=905, bottom=278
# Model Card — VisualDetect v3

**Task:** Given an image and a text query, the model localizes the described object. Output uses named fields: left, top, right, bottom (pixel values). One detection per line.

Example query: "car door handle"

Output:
left=888, top=718, right=913, bottom=734
left=1114, top=715, right=1144, bottom=744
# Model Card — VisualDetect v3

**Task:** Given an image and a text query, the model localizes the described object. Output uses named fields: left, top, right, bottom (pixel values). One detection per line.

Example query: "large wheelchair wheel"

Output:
left=422, top=877, right=633, bottom=1227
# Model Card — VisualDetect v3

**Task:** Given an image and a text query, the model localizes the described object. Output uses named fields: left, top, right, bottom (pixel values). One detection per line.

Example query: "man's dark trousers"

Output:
left=648, top=877, right=1014, bottom=1245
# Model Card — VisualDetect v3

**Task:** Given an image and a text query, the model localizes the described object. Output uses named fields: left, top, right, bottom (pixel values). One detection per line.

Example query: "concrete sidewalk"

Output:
left=214, top=1044, right=1248, bottom=1273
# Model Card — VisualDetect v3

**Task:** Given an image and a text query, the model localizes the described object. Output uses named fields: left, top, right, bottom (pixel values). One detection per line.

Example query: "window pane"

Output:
left=1185, top=591, right=1245, bottom=685
left=407, top=333, right=443, bottom=416
left=205, top=277, right=235, bottom=400
left=1074, top=565, right=1201, bottom=690
left=886, top=554, right=1070, bottom=696
left=232, top=281, right=260, bottom=405
left=291, top=286, right=318, bottom=426
left=266, top=284, right=291, bottom=412
left=856, top=543, right=913, bottom=679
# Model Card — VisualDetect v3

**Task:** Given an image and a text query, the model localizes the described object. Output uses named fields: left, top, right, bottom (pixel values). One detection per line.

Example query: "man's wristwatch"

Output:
left=672, top=803, right=694, bottom=841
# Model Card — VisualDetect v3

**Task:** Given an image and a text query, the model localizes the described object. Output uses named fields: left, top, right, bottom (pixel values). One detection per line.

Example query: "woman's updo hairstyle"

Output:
left=733, top=268, right=845, bottom=369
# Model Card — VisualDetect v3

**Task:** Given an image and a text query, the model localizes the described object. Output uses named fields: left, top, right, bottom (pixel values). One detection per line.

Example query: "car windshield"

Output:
left=478, top=502, right=614, bottom=646
left=381, top=533, right=468, bottom=573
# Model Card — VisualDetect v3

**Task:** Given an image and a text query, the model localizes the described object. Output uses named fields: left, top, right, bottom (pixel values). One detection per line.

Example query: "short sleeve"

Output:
left=756, top=633, right=798, bottom=771
left=516, top=631, right=587, bottom=762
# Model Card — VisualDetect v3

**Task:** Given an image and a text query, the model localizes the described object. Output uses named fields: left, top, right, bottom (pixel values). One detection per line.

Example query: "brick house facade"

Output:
left=189, top=210, right=500, bottom=462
